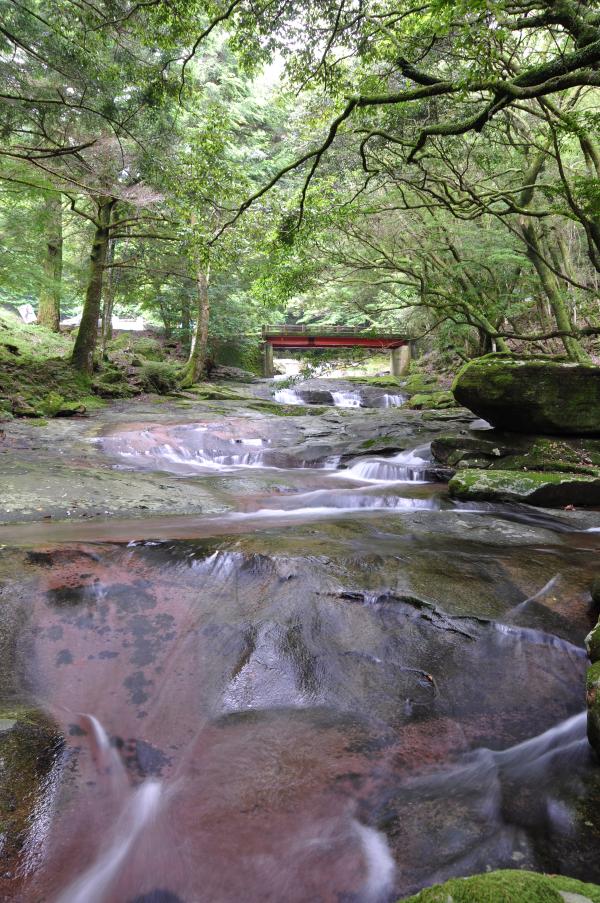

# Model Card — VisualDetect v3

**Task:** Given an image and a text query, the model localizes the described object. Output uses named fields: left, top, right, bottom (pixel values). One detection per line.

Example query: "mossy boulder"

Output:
left=432, top=433, right=600, bottom=475
left=449, top=468, right=600, bottom=507
left=408, top=390, right=456, bottom=410
left=402, top=869, right=600, bottom=902
left=453, top=355, right=600, bottom=435
left=42, top=391, right=86, bottom=417
left=132, top=337, right=164, bottom=361
left=587, top=602, right=600, bottom=757
left=587, top=660, right=600, bottom=757
left=108, top=335, right=165, bottom=361
left=403, top=371, right=439, bottom=394
left=137, top=360, right=181, bottom=394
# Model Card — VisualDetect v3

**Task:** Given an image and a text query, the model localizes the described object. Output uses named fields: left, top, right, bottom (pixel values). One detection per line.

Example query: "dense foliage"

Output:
left=1, top=0, right=599, bottom=375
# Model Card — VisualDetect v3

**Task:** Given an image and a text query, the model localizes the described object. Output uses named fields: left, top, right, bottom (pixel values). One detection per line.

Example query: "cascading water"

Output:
left=382, top=393, right=405, bottom=408
left=339, top=444, right=432, bottom=483
left=273, top=387, right=303, bottom=405
left=99, top=427, right=271, bottom=473
left=331, top=390, right=362, bottom=408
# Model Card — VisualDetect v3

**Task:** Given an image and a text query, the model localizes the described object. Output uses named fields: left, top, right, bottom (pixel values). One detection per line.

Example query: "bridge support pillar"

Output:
left=390, top=344, right=411, bottom=378
left=263, top=342, right=274, bottom=378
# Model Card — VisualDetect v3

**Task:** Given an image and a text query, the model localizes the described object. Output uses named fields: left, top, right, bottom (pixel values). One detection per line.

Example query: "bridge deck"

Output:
left=262, top=325, right=409, bottom=349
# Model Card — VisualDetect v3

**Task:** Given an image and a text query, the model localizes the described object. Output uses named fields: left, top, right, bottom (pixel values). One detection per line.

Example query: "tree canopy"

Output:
left=0, top=0, right=599, bottom=372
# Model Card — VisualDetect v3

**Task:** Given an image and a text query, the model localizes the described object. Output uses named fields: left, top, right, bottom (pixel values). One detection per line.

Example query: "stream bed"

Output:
left=1, top=381, right=600, bottom=902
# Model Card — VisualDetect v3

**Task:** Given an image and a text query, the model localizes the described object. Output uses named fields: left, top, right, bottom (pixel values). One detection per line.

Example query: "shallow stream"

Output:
left=1, top=382, right=600, bottom=902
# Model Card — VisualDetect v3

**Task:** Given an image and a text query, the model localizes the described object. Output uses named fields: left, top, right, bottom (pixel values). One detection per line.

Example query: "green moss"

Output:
left=408, top=391, right=456, bottom=410
left=185, top=383, right=247, bottom=401
left=212, top=339, right=263, bottom=376
left=131, top=337, right=164, bottom=361
left=137, top=360, right=181, bottom=394
left=348, top=375, right=402, bottom=388
left=452, top=354, right=600, bottom=435
left=247, top=400, right=328, bottom=416
left=449, top=468, right=600, bottom=507
left=401, top=869, right=600, bottom=902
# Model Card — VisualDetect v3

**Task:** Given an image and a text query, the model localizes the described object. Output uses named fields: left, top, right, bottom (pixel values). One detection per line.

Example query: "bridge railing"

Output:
left=262, top=324, right=408, bottom=339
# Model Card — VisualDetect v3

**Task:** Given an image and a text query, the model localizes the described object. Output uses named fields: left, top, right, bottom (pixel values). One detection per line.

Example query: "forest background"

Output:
left=1, top=0, right=600, bottom=391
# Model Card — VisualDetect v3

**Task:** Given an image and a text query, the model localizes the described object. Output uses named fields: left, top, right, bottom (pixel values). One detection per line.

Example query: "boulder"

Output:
left=448, top=469, right=600, bottom=507
left=588, top=662, right=600, bottom=759
left=432, top=433, right=600, bottom=475
left=453, top=355, right=600, bottom=435
left=403, top=869, right=600, bottom=902
left=11, top=395, right=42, bottom=417
left=587, top=609, right=600, bottom=758
left=407, top=390, right=456, bottom=410
left=296, top=389, right=335, bottom=405
left=209, top=365, right=258, bottom=383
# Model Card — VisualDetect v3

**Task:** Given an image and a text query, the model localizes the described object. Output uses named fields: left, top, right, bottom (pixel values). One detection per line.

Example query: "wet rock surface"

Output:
left=0, top=389, right=473, bottom=525
left=0, top=379, right=599, bottom=901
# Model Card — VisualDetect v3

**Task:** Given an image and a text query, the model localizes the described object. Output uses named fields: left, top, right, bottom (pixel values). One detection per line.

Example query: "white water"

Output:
left=353, top=821, right=396, bottom=901
left=339, top=445, right=432, bottom=484
left=382, top=393, right=405, bottom=408
left=57, top=780, right=163, bottom=903
left=111, top=431, right=273, bottom=472
left=331, top=390, right=362, bottom=408
left=273, top=387, right=303, bottom=405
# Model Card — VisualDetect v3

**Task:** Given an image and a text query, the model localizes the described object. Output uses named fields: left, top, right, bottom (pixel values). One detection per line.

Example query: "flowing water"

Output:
left=272, top=384, right=405, bottom=409
left=2, top=393, right=600, bottom=903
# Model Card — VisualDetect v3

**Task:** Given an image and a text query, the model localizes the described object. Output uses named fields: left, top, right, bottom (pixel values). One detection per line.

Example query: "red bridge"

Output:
left=262, top=325, right=411, bottom=377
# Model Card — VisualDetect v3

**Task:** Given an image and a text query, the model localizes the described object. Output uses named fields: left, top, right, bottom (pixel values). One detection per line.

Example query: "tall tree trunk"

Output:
left=101, top=238, right=116, bottom=354
left=180, top=295, right=191, bottom=351
left=183, top=264, right=210, bottom=385
left=72, top=199, right=114, bottom=374
left=38, top=193, right=62, bottom=332
left=521, top=221, right=589, bottom=362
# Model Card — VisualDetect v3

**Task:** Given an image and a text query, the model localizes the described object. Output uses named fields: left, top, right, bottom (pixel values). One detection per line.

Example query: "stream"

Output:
left=1, top=378, right=600, bottom=902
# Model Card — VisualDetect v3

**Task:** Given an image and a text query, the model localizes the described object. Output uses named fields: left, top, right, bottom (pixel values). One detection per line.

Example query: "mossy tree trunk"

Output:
left=38, top=193, right=63, bottom=332
left=521, top=221, right=589, bottom=362
left=72, top=198, right=115, bottom=374
left=182, top=264, right=210, bottom=386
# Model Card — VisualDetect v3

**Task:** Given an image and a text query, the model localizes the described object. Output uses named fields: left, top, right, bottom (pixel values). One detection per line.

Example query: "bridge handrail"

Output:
left=262, top=324, right=409, bottom=338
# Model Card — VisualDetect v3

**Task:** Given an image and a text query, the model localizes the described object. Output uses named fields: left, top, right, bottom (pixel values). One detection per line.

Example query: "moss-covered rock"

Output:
left=211, top=339, right=263, bottom=376
left=587, top=660, right=600, bottom=757
left=131, top=336, right=164, bottom=361
left=402, top=869, right=600, bottom=902
left=432, top=433, right=600, bottom=475
left=408, top=390, right=456, bottom=410
left=403, top=371, right=439, bottom=394
left=42, top=391, right=86, bottom=417
left=449, top=468, right=600, bottom=507
left=137, top=360, right=181, bottom=394
left=185, top=383, right=246, bottom=401
left=453, top=354, right=600, bottom=435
